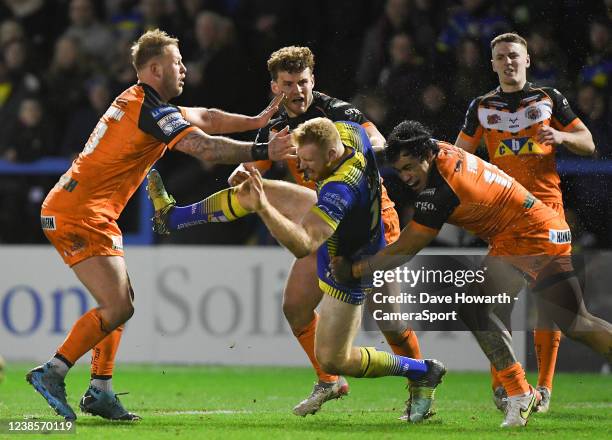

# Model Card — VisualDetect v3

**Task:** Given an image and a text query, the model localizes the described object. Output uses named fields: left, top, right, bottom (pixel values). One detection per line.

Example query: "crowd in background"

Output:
left=0, top=0, right=610, bottom=246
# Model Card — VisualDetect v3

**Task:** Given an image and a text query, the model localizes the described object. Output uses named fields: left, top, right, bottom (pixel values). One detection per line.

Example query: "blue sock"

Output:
left=397, top=356, right=428, bottom=380
left=167, top=188, right=250, bottom=230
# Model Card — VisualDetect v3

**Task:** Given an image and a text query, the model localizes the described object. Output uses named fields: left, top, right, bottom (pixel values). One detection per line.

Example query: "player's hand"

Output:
left=331, top=256, right=355, bottom=284
left=252, top=94, right=284, bottom=128
left=239, top=165, right=268, bottom=212
left=228, top=163, right=250, bottom=186
left=268, top=126, right=297, bottom=161
left=536, top=125, right=565, bottom=145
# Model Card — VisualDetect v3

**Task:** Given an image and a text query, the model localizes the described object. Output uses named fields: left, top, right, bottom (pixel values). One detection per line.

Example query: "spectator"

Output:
left=63, top=0, right=116, bottom=67
left=1, top=96, right=57, bottom=162
left=437, top=0, right=510, bottom=54
left=527, top=27, right=570, bottom=90
left=61, top=77, right=112, bottom=159
left=43, top=36, right=90, bottom=131
left=378, top=33, right=428, bottom=123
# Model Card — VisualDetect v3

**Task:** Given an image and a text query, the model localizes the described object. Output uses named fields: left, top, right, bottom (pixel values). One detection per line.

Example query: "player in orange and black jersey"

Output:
left=455, top=32, right=596, bottom=412
left=27, top=29, right=295, bottom=422
left=332, top=120, right=612, bottom=428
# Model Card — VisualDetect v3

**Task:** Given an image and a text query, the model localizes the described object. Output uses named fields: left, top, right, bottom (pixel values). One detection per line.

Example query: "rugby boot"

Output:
left=26, top=363, right=76, bottom=420
left=292, top=376, right=349, bottom=416
left=533, top=386, right=551, bottom=413
left=500, top=386, right=541, bottom=427
left=146, top=169, right=175, bottom=235
left=407, top=359, right=446, bottom=423
left=493, top=385, right=508, bottom=412
left=79, top=386, right=141, bottom=421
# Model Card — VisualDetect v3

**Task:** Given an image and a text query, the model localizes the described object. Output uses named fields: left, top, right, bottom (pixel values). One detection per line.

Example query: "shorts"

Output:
left=41, top=210, right=124, bottom=267
left=489, top=215, right=573, bottom=283
left=381, top=184, right=400, bottom=244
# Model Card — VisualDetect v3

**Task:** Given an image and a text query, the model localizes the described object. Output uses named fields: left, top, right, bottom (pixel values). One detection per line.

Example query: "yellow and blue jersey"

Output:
left=310, top=121, right=385, bottom=305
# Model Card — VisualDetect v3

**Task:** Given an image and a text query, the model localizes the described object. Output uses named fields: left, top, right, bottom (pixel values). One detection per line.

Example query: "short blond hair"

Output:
left=490, top=32, right=528, bottom=51
left=267, top=46, right=315, bottom=80
left=292, top=118, right=340, bottom=151
left=131, top=29, right=179, bottom=70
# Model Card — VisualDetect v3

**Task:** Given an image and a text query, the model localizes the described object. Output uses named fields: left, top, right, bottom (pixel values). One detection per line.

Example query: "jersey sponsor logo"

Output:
left=415, top=201, right=436, bottom=211
left=421, top=187, right=436, bottom=196
left=104, top=106, right=125, bottom=121
left=344, top=108, right=362, bottom=118
left=41, top=216, right=56, bottom=230
left=157, top=112, right=189, bottom=136
left=111, top=235, right=123, bottom=251
left=479, top=100, right=552, bottom=132
left=523, top=194, right=536, bottom=209
left=549, top=229, right=571, bottom=244
left=483, top=166, right=512, bottom=188
left=525, top=106, right=542, bottom=120
left=487, top=114, right=501, bottom=124
left=494, top=137, right=545, bottom=158
left=466, top=154, right=478, bottom=173
left=321, top=191, right=349, bottom=212
left=151, top=105, right=178, bottom=119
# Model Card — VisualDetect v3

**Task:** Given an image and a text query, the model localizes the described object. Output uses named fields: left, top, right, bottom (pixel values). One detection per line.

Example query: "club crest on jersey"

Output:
left=525, top=106, right=542, bottom=120
left=487, top=114, right=501, bottom=125
left=494, top=137, right=545, bottom=158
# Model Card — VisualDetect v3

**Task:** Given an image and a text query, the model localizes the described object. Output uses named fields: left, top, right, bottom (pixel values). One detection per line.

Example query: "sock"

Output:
left=358, top=347, right=428, bottom=380
left=295, top=313, right=339, bottom=383
left=498, top=362, right=530, bottom=397
left=56, top=308, right=111, bottom=365
left=386, top=328, right=422, bottom=359
left=91, top=325, right=124, bottom=377
left=168, top=188, right=250, bottom=230
left=90, top=377, right=113, bottom=392
left=48, top=355, right=71, bottom=378
left=534, top=329, right=561, bottom=390
left=490, top=364, right=502, bottom=391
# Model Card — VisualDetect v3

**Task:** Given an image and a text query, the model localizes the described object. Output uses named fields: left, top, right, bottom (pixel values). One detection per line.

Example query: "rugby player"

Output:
left=147, top=46, right=422, bottom=418
left=27, top=29, right=294, bottom=421
left=332, top=120, right=612, bottom=427
left=238, top=118, right=445, bottom=423
left=455, top=32, right=596, bottom=412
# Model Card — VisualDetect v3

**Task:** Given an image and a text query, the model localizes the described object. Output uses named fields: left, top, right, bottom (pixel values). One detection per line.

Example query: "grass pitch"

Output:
left=1, top=363, right=610, bottom=439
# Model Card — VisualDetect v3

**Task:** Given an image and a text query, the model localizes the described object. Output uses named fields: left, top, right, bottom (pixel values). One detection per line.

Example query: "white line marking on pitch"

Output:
left=160, top=410, right=253, bottom=415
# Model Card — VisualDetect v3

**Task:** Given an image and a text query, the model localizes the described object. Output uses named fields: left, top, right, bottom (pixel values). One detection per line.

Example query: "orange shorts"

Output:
left=489, top=215, right=573, bottom=282
left=380, top=182, right=400, bottom=244
left=382, top=206, right=400, bottom=245
left=41, top=209, right=124, bottom=267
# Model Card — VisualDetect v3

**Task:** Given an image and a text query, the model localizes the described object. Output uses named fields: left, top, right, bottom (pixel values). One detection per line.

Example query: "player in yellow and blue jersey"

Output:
left=233, top=118, right=446, bottom=423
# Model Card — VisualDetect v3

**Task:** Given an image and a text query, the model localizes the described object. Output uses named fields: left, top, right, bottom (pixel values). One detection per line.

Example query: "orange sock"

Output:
left=498, top=362, right=530, bottom=397
left=534, top=329, right=561, bottom=390
left=56, top=308, right=111, bottom=365
left=91, top=325, right=124, bottom=377
left=490, top=364, right=502, bottom=390
left=295, top=312, right=338, bottom=383
left=386, top=328, right=422, bottom=359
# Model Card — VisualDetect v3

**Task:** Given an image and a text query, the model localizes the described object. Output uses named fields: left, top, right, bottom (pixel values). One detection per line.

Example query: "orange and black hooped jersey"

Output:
left=411, top=142, right=558, bottom=242
left=43, top=83, right=197, bottom=220
left=458, top=82, right=581, bottom=205
left=253, top=91, right=377, bottom=190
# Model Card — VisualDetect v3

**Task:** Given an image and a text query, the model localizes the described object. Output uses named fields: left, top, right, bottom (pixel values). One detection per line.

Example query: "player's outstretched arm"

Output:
left=364, top=124, right=386, bottom=152
left=240, top=168, right=332, bottom=258
left=332, top=221, right=438, bottom=283
left=182, top=94, right=284, bottom=135
left=174, top=126, right=295, bottom=164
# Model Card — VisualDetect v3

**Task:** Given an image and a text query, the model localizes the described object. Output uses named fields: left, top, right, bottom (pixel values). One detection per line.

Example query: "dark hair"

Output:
left=385, top=120, right=438, bottom=163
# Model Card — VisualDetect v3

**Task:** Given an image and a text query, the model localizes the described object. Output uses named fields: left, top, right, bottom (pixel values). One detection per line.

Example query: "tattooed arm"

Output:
left=174, top=127, right=295, bottom=164
left=174, top=129, right=254, bottom=164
